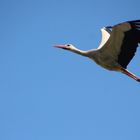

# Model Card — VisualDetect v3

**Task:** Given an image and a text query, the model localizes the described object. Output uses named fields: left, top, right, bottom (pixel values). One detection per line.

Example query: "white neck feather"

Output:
left=70, top=46, right=98, bottom=59
left=70, top=47, right=88, bottom=56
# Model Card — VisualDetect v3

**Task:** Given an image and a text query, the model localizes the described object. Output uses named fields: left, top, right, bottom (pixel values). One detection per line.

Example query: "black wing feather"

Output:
left=118, top=20, right=140, bottom=68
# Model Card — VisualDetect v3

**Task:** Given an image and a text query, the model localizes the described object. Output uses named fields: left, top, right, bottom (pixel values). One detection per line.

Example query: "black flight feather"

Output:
left=118, top=20, right=140, bottom=68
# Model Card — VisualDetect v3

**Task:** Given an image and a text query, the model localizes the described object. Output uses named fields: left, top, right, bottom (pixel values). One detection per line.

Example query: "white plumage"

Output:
left=98, top=27, right=111, bottom=49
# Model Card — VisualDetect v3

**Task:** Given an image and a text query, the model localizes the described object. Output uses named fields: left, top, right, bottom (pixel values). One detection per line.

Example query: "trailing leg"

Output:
left=120, top=68, right=140, bottom=82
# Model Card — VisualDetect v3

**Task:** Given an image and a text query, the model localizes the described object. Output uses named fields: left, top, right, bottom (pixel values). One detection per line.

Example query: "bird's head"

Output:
left=54, top=44, right=87, bottom=56
left=54, top=44, right=76, bottom=51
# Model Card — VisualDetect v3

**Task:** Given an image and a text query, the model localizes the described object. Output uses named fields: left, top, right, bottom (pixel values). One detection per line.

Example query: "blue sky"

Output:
left=0, top=0, right=140, bottom=140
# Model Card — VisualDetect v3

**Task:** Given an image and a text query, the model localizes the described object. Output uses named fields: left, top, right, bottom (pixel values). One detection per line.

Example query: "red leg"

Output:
left=121, top=68, right=140, bottom=82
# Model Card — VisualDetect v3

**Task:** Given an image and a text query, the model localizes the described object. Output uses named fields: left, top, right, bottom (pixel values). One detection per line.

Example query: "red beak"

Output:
left=54, top=45, right=69, bottom=50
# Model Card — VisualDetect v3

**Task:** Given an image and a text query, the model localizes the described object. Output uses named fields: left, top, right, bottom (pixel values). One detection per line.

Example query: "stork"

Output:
left=54, top=20, right=140, bottom=82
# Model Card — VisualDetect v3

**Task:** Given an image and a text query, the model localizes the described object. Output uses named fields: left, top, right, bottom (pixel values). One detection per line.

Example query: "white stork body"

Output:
left=55, top=20, right=140, bottom=82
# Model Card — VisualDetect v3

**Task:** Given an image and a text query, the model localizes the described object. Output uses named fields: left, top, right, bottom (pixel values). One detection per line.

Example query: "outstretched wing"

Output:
left=99, top=20, right=140, bottom=68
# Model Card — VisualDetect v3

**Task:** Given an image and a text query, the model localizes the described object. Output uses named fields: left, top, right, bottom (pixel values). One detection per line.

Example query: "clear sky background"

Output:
left=0, top=0, right=140, bottom=140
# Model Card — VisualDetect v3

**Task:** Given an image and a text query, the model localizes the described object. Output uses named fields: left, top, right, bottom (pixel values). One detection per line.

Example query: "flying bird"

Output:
left=54, top=20, right=140, bottom=82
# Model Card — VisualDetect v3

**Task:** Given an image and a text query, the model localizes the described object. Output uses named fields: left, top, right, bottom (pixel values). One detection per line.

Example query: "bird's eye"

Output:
left=67, top=44, right=71, bottom=46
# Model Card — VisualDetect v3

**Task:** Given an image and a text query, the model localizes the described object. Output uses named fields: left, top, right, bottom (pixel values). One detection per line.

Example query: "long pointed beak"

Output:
left=54, top=45, right=69, bottom=50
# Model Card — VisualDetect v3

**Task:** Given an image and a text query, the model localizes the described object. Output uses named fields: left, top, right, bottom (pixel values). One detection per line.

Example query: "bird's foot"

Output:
left=136, top=78, right=140, bottom=82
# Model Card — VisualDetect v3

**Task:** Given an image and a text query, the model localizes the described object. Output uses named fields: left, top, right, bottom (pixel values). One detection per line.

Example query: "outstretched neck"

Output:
left=70, top=47, right=88, bottom=57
